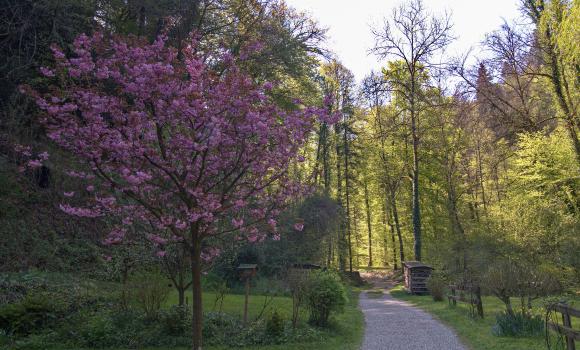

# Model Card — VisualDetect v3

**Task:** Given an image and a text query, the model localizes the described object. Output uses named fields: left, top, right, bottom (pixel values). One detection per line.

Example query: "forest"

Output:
left=0, top=0, right=578, bottom=350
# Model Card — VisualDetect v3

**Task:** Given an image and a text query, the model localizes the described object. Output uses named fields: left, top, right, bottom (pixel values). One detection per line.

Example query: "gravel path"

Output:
left=359, top=277, right=466, bottom=350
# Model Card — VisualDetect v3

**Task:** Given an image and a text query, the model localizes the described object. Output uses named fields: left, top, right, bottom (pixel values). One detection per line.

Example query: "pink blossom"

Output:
left=156, top=250, right=167, bottom=257
left=103, top=227, right=126, bottom=245
left=63, top=192, right=75, bottom=197
left=40, top=67, right=55, bottom=77
left=201, top=247, right=221, bottom=262
left=272, top=234, right=281, bottom=241
left=59, top=204, right=101, bottom=218
left=234, top=199, right=246, bottom=209
left=27, top=159, right=43, bottom=169
left=147, top=234, right=167, bottom=246
left=232, top=218, right=244, bottom=228
left=174, top=220, right=187, bottom=229
left=293, top=223, right=304, bottom=232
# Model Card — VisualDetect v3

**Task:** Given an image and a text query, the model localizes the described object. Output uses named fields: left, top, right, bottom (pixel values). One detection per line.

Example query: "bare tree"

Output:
left=371, top=0, right=454, bottom=261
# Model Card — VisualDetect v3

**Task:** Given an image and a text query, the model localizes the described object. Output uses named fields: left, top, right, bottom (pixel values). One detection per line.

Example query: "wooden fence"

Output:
left=546, top=303, right=580, bottom=350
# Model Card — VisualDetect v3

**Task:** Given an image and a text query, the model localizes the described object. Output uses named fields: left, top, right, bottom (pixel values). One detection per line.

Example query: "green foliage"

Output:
left=159, top=305, right=190, bottom=336
left=128, top=269, right=171, bottom=319
left=0, top=294, right=61, bottom=335
left=426, top=274, right=446, bottom=302
left=266, top=310, right=285, bottom=337
left=306, top=270, right=348, bottom=327
left=492, top=312, right=544, bottom=338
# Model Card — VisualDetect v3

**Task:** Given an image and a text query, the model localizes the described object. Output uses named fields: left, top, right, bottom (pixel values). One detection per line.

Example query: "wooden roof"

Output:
left=403, top=261, right=433, bottom=269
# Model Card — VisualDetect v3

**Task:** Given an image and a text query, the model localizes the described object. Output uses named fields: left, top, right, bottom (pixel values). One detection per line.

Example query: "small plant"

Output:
left=426, top=274, right=446, bottom=302
left=266, top=310, right=285, bottom=337
left=306, top=270, right=347, bottom=327
left=491, top=311, right=544, bottom=337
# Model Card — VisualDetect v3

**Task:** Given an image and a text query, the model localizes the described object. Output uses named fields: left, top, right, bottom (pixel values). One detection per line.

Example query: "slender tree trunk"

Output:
left=314, top=126, right=323, bottom=186
left=446, top=172, right=467, bottom=273
left=385, top=197, right=398, bottom=270
left=410, top=77, right=422, bottom=261
left=391, top=198, right=405, bottom=264
left=191, top=233, right=203, bottom=350
left=344, top=126, right=353, bottom=273
left=334, top=124, right=346, bottom=271
left=364, top=181, right=373, bottom=267
left=475, top=139, right=487, bottom=213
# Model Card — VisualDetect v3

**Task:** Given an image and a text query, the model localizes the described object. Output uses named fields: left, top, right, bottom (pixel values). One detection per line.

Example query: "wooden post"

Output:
left=451, top=286, right=457, bottom=306
left=243, top=277, right=250, bottom=324
left=562, top=310, right=576, bottom=350
left=475, top=286, right=484, bottom=319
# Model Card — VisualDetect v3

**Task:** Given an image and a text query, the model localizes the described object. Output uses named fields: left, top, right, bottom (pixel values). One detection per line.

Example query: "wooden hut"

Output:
left=403, top=261, right=433, bottom=295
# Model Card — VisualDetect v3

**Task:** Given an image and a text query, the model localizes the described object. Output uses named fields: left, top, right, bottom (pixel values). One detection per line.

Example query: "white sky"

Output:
left=285, top=0, right=523, bottom=82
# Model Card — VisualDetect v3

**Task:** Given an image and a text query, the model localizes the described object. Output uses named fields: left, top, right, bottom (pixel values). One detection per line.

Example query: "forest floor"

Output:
left=359, top=272, right=466, bottom=350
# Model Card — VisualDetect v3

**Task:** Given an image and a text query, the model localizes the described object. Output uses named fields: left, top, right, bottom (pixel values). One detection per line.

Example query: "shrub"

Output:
left=492, top=311, right=544, bottom=337
left=203, top=311, right=242, bottom=345
left=426, top=274, right=446, bottom=302
left=306, top=270, right=347, bottom=327
left=266, top=310, right=285, bottom=337
left=129, top=270, right=171, bottom=319
left=0, top=294, right=60, bottom=335
left=159, top=305, right=190, bottom=336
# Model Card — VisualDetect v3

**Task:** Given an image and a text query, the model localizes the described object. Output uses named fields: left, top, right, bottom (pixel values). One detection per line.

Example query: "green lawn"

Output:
left=160, top=289, right=364, bottom=350
left=390, top=285, right=549, bottom=350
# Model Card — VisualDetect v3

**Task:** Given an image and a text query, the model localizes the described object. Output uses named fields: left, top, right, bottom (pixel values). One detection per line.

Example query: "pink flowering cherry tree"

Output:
left=27, top=32, right=334, bottom=349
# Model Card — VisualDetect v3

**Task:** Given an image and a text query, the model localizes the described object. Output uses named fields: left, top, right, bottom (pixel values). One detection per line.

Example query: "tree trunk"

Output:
left=410, top=77, right=422, bottom=261
left=386, top=198, right=398, bottom=270
left=344, top=123, right=353, bottom=273
left=503, top=296, right=514, bottom=317
left=392, top=199, right=405, bottom=264
left=364, top=181, right=373, bottom=267
left=178, top=287, right=185, bottom=306
left=335, top=124, right=346, bottom=271
left=475, top=139, right=487, bottom=213
left=191, top=235, right=203, bottom=350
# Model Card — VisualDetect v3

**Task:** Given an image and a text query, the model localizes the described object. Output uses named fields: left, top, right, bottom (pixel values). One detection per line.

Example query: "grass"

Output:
left=390, top=285, right=553, bottom=350
left=165, top=290, right=295, bottom=321
left=132, top=289, right=364, bottom=350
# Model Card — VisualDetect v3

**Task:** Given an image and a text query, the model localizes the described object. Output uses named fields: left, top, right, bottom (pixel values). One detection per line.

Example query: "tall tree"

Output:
left=371, top=0, right=453, bottom=261
left=522, top=0, right=580, bottom=164
left=29, top=33, right=332, bottom=350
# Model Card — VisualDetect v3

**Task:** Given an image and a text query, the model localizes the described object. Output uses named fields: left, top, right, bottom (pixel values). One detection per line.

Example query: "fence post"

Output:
left=452, top=286, right=456, bottom=306
left=562, top=308, right=576, bottom=350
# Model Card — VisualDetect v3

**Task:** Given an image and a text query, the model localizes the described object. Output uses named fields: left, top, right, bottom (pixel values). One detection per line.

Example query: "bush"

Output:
left=203, top=311, right=243, bottom=345
left=426, top=274, right=446, bottom=302
left=492, top=311, right=544, bottom=337
left=306, top=270, right=347, bottom=327
left=0, top=294, right=61, bottom=335
left=159, top=305, right=190, bottom=336
left=129, top=270, right=171, bottom=319
left=266, top=310, right=285, bottom=337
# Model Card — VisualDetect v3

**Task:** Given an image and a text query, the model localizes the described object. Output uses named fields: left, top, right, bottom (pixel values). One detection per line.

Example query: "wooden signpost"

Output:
left=237, top=263, right=257, bottom=324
